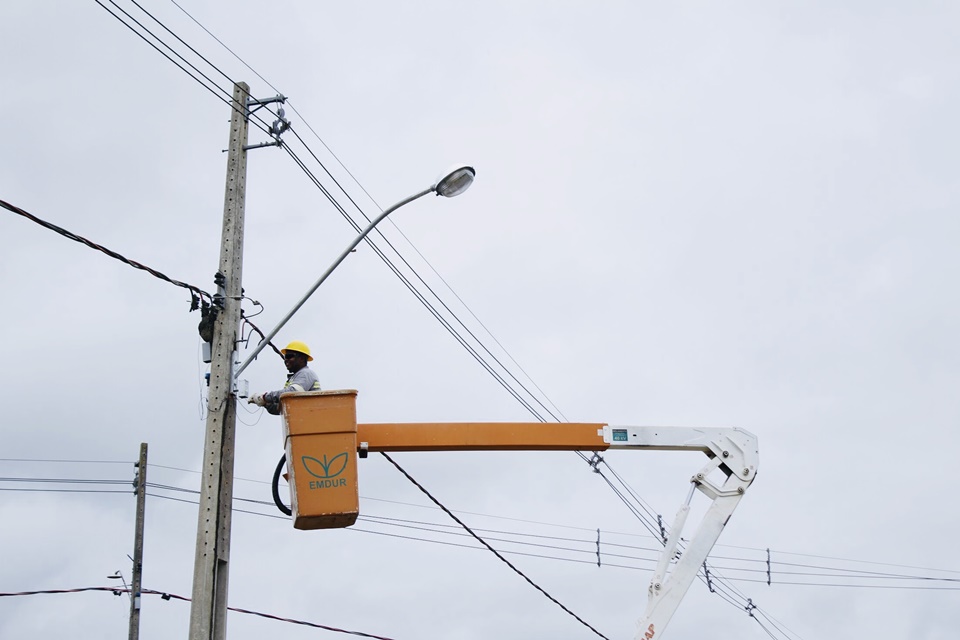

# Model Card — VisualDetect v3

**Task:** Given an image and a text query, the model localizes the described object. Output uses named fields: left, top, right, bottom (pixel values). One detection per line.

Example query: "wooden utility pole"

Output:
left=129, top=442, right=148, bottom=640
left=189, top=81, right=249, bottom=640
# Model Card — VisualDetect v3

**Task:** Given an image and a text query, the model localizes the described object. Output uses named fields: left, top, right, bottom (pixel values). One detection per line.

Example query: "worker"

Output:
left=248, top=340, right=321, bottom=415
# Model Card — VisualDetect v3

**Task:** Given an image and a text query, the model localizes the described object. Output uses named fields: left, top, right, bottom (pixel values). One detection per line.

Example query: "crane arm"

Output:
left=601, top=426, right=759, bottom=640
left=280, top=391, right=759, bottom=639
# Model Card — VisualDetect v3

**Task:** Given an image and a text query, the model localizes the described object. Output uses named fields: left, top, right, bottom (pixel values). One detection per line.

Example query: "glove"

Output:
left=248, top=393, right=266, bottom=406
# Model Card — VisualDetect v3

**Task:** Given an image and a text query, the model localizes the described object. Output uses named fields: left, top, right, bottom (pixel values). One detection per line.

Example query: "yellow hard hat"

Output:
left=281, top=340, right=313, bottom=361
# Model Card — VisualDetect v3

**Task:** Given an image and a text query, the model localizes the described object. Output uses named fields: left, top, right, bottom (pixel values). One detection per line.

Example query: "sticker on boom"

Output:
left=612, top=429, right=629, bottom=442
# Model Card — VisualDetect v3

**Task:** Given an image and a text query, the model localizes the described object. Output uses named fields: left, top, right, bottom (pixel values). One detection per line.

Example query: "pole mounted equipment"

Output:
left=244, top=94, right=290, bottom=151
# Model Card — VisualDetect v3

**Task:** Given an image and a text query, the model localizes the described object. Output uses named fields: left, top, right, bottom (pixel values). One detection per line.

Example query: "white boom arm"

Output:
left=600, top=426, right=759, bottom=640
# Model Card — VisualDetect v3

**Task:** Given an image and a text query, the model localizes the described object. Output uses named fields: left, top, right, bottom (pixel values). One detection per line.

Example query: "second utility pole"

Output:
left=129, top=442, right=147, bottom=640
left=189, top=81, right=249, bottom=640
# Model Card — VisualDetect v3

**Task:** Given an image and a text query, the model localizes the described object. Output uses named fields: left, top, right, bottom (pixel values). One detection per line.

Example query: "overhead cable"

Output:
left=379, top=452, right=612, bottom=640
left=1, top=198, right=211, bottom=305
left=93, top=0, right=280, bottom=141
left=0, top=586, right=397, bottom=639
left=161, top=0, right=567, bottom=422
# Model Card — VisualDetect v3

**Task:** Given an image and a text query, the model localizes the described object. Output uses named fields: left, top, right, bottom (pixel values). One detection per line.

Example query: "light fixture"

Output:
left=433, top=165, right=476, bottom=198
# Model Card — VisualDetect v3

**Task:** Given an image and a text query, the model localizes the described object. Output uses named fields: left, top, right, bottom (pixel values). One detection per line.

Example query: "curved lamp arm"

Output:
left=234, top=166, right=475, bottom=379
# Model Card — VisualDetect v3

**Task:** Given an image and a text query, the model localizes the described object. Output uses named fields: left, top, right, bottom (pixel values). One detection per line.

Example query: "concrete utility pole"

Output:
left=129, top=442, right=147, bottom=640
left=189, top=81, right=249, bottom=640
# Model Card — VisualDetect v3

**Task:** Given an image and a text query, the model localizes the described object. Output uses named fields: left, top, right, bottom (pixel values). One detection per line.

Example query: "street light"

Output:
left=234, top=165, right=475, bottom=377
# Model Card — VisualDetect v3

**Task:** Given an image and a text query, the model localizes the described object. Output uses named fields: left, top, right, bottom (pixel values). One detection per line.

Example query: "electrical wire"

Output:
left=80, top=8, right=943, bottom=638
left=0, top=488, right=132, bottom=494
left=0, top=586, right=398, bottom=639
left=93, top=0, right=278, bottom=142
left=0, top=458, right=131, bottom=464
left=100, top=0, right=569, bottom=426
left=379, top=451, right=611, bottom=640
left=160, top=0, right=568, bottom=423
left=0, top=198, right=211, bottom=305
left=282, top=133, right=561, bottom=423
left=8, top=466, right=956, bottom=589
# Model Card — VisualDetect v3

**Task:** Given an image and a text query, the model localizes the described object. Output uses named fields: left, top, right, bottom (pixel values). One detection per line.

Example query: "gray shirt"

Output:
left=264, top=366, right=321, bottom=404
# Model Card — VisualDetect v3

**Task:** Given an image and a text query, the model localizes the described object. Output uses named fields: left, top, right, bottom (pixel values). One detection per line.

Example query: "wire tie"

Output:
left=596, top=528, right=601, bottom=567
left=766, top=547, right=771, bottom=586
left=702, top=561, right=714, bottom=593
left=587, top=452, right=604, bottom=473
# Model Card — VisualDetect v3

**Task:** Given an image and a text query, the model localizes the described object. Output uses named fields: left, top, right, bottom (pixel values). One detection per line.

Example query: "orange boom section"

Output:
left=357, top=422, right=609, bottom=451
left=280, top=390, right=609, bottom=529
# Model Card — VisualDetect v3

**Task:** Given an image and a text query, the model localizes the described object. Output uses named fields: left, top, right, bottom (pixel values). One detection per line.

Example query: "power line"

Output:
left=8, top=467, right=958, bottom=588
left=0, top=197, right=211, bottom=305
left=0, top=458, right=131, bottom=464
left=72, top=9, right=932, bottom=639
left=93, top=0, right=274, bottom=139
left=0, top=586, right=398, bottom=639
left=379, top=452, right=611, bottom=640
left=160, top=0, right=567, bottom=424
left=102, top=0, right=568, bottom=424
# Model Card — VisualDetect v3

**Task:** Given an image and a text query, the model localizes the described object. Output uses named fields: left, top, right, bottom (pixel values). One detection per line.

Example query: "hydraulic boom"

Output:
left=279, top=390, right=759, bottom=639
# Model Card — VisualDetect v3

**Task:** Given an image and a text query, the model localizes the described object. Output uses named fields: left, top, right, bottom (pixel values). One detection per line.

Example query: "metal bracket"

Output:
left=243, top=94, right=290, bottom=151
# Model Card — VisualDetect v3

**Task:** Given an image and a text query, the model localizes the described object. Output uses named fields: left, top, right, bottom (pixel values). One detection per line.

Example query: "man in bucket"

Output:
left=248, top=340, right=320, bottom=415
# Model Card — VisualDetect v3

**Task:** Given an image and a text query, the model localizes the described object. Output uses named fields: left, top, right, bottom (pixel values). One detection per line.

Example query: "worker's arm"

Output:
left=263, top=369, right=320, bottom=405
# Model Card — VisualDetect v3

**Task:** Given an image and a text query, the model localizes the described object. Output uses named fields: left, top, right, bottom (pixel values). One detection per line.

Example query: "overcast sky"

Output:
left=1, top=2, right=958, bottom=639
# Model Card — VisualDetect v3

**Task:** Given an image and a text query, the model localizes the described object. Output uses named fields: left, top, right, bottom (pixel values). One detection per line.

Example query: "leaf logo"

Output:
left=301, top=453, right=349, bottom=479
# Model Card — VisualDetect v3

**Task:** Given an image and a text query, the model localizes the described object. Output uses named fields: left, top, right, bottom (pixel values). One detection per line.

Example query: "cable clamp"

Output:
left=587, top=452, right=604, bottom=473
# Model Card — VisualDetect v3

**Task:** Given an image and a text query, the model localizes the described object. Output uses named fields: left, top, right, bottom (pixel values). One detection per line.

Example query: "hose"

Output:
left=271, top=453, right=292, bottom=516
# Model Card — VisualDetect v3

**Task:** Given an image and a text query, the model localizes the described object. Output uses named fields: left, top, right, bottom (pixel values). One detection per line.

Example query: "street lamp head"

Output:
left=433, top=165, right=476, bottom=198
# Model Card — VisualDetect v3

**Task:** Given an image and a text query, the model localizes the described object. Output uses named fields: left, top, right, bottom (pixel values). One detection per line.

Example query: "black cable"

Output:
left=119, top=0, right=287, bottom=142
left=357, top=514, right=653, bottom=562
left=0, top=458, right=130, bottom=464
left=0, top=488, right=132, bottom=494
left=754, top=609, right=804, bottom=640
left=348, top=526, right=649, bottom=571
left=161, top=0, right=567, bottom=423
left=278, top=143, right=551, bottom=421
left=360, top=513, right=663, bottom=553
left=380, top=452, right=611, bottom=640
left=0, top=477, right=129, bottom=485
left=93, top=0, right=277, bottom=141
left=241, top=316, right=282, bottom=358
left=0, top=586, right=398, bottom=639
left=283, top=129, right=563, bottom=423
left=140, top=484, right=959, bottom=595
left=166, top=0, right=280, bottom=95
left=271, top=454, right=291, bottom=516
left=1, top=198, right=211, bottom=304
left=93, top=1, right=241, bottom=126
left=110, top=0, right=565, bottom=425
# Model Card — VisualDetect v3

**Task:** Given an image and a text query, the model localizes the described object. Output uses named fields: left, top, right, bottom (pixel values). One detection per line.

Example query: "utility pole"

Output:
left=189, top=81, right=249, bottom=640
left=129, top=442, right=147, bottom=640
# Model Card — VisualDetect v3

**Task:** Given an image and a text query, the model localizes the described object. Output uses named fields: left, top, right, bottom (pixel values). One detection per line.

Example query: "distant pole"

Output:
left=189, top=81, right=249, bottom=640
left=129, top=442, right=147, bottom=640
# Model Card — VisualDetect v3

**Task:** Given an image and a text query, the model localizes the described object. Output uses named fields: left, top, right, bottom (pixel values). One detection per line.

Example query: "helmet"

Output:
left=281, top=340, right=314, bottom=361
